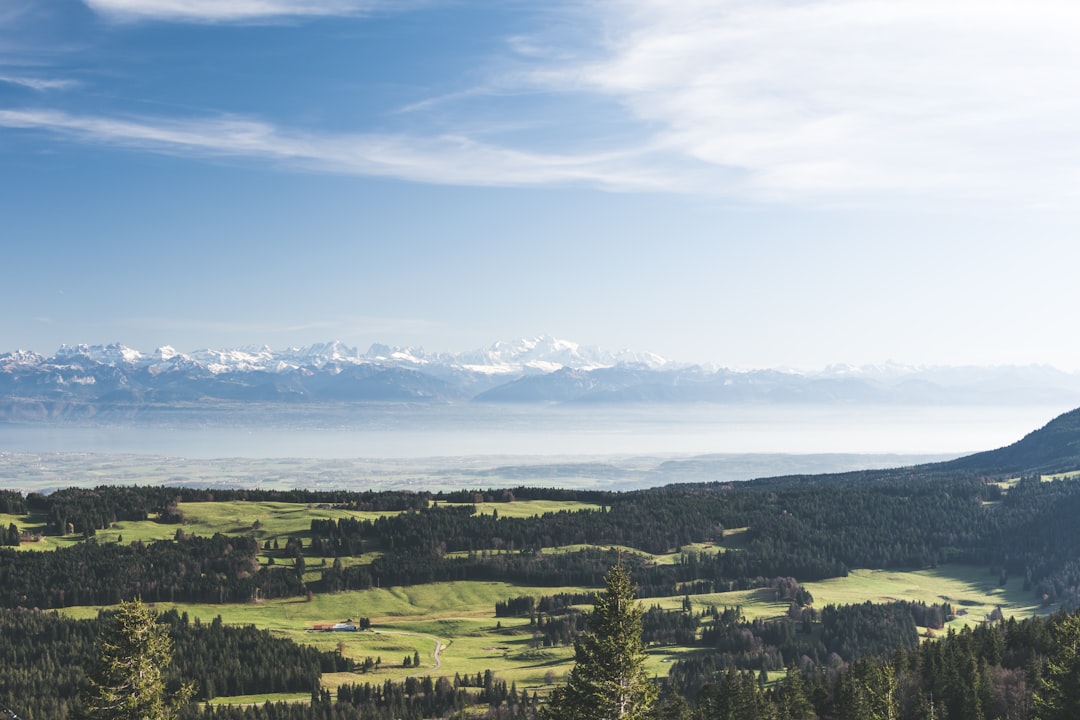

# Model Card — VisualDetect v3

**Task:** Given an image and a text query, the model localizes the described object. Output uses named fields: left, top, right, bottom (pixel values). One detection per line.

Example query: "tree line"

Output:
left=10, top=473, right=1080, bottom=611
left=0, top=534, right=304, bottom=608
left=0, top=605, right=352, bottom=720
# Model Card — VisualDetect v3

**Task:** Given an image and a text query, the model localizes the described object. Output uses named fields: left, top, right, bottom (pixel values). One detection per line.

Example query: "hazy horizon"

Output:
left=0, top=402, right=1069, bottom=458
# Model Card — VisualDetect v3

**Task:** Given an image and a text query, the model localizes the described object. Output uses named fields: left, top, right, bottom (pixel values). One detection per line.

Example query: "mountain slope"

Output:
left=940, top=407, right=1080, bottom=474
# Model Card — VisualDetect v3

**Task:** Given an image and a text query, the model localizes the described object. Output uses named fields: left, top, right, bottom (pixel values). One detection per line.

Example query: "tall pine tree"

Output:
left=78, top=600, right=193, bottom=720
left=1034, top=611, right=1080, bottom=720
left=544, top=562, right=658, bottom=720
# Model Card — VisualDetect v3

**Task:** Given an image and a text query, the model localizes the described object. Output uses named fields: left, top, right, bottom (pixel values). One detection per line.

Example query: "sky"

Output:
left=3, top=0, right=1080, bottom=371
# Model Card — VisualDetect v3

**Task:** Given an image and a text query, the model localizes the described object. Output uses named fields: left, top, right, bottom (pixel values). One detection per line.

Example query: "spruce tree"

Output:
left=777, top=667, right=818, bottom=720
left=1034, top=611, right=1080, bottom=720
left=78, top=600, right=193, bottom=720
left=543, top=562, right=657, bottom=720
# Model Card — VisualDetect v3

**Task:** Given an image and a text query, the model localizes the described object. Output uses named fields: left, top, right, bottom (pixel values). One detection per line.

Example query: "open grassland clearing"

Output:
left=2, top=498, right=605, bottom=554
left=102, top=500, right=402, bottom=548
left=1044, top=469, right=1080, bottom=481
left=206, top=692, right=310, bottom=706
left=53, top=562, right=1057, bottom=705
left=804, top=565, right=1053, bottom=633
left=441, top=499, right=604, bottom=518
left=666, top=587, right=791, bottom=621
left=528, top=528, right=747, bottom=567
left=60, top=581, right=592, bottom=688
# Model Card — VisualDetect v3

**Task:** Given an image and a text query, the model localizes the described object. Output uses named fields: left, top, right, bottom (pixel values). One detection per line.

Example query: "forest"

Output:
left=8, top=471, right=1080, bottom=609
left=4, top=407, right=1080, bottom=719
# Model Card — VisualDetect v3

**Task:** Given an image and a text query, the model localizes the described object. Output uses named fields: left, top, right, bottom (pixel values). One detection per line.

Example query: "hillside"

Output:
left=939, top=406, right=1080, bottom=474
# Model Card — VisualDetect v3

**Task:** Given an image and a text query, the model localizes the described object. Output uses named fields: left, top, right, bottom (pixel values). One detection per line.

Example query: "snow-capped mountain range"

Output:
left=27, top=336, right=668, bottom=376
left=2, top=336, right=1080, bottom=420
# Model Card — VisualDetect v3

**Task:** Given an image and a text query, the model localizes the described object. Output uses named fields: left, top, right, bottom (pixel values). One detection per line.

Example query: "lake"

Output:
left=0, top=402, right=1068, bottom=460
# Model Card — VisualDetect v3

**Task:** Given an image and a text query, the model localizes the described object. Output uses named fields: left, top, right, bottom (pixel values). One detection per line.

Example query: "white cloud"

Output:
left=82, top=0, right=390, bottom=23
left=535, top=0, right=1080, bottom=203
left=0, top=108, right=682, bottom=190
left=0, top=75, right=76, bottom=91
left=16, top=1, right=1080, bottom=204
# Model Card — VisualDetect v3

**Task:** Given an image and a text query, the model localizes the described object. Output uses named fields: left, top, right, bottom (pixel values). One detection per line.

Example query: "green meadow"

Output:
left=56, top=561, right=1055, bottom=704
left=804, top=565, right=1052, bottom=633
left=3, top=498, right=605, bottom=554
left=23, top=497, right=1059, bottom=705
left=443, top=499, right=605, bottom=518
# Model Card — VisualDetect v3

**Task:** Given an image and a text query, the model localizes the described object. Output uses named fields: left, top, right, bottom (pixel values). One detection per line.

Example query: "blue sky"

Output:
left=3, top=0, right=1080, bottom=370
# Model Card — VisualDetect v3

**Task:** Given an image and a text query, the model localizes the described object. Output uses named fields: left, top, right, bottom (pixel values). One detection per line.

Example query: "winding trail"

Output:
left=370, top=629, right=448, bottom=674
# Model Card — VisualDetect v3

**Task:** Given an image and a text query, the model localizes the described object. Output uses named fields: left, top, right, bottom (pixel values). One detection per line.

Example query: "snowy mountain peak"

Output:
left=26, top=337, right=671, bottom=376
left=363, top=343, right=429, bottom=365
left=55, top=343, right=143, bottom=365
left=154, top=345, right=181, bottom=361
left=472, top=335, right=667, bottom=372
left=0, top=350, right=45, bottom=368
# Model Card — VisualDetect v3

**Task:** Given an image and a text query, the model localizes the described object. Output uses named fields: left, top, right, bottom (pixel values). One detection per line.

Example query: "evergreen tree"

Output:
left=544, top=563, right=658, bottom=720
left=1034, top=612, right=1080, bottom=720
left=776, top=667, right=818, bottom=720
left=836, top=659, right=898, bottom=720
left=78, top=600, right=194, bottom=720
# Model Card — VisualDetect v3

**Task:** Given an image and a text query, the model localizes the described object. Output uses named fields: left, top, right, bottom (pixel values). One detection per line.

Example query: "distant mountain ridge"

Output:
left=2, top=336, right=1080, bottom=420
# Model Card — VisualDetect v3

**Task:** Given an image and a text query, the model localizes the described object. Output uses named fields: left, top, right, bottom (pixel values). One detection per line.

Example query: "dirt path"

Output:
left=371, top=629, right=447, bottom=674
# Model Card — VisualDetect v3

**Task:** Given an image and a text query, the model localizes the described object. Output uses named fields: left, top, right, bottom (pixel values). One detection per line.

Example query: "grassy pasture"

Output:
left=1043, top=470, right=1080, bottom=481
left=60, top=581, right=595, bottom=690
left=2, top=498, right=604, bottom=553
left=521, top=527, right=747, bottom=567
left=804, top=565, right=1052, bottom=633
left=442, top=500, right=604, bottom=518
left=55, top=562, right=1056, bottom=705
left=206, top=692, right=309, bottom=706
left=22, top=493, right=1058, bottom=706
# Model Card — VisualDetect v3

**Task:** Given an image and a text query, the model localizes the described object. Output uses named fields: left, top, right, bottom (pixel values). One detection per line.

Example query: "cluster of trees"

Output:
left=309, top=499, right=718, bottom=557
left=674, top=599, right=942, bottom=685
left=333, top=673, right=533, bottom=718
left=0, top=604, right=351, bottom=720
left=42, top=486, right=169, bottom=536
left=659, top=608, right=1080, bottom=720
left=495, top=592, right=596, bottom=618
left=0, top=489, right=26, bottom=515
left=0, top=534, right=304, bottom=608
left=0, top=523, right=19, bottom=546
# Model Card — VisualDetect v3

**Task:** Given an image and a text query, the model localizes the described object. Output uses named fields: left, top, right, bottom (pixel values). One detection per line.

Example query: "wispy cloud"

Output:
left=13, top=1, right=1080, bottom=204
left=0, top=108, right=686, bottom=190
left=540, top=0, right=1080, bottom=204
left=0, top=74, right=76, bottom=91
left=82, top=0, right=393, bottom=23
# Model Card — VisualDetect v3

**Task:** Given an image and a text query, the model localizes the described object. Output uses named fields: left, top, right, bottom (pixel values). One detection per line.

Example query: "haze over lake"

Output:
left=0, top=403, right=1068, bottom=461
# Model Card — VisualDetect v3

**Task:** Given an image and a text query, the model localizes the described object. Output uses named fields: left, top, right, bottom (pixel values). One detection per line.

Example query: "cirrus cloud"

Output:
left=0, top=107, right=693, bottom=191
left=82, top=0, right=394, bottom=23
left=543, top=0, right=1080, bottom=203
